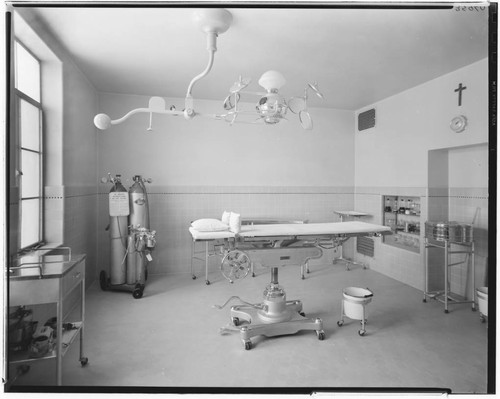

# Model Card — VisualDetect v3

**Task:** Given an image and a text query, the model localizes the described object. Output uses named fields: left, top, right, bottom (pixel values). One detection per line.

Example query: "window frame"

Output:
left=14, top=39, right=45, bottom=251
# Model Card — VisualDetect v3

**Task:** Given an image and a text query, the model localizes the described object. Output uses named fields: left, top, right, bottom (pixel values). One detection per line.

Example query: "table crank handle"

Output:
left=212, top=296, right=263, bottom=310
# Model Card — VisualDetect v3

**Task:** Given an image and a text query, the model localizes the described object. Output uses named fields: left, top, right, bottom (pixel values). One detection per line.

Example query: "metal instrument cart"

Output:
left=8, top=250, right=88, bottom=386
left=333, top=211, right=370, bottom=270
left=423, top=222, right=476, bottom=313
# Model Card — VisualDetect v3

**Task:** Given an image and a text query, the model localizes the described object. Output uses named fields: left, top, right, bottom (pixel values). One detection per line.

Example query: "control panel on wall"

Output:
left=383, top=195, right=421, bottom=253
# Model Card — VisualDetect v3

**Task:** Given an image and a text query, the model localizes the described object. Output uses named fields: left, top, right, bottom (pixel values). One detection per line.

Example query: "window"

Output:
left=14, top=40, right=43, bottom=250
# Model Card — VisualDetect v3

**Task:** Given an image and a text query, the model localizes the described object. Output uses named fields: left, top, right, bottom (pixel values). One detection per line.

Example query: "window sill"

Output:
left=13, top=242, right=67, bottom=265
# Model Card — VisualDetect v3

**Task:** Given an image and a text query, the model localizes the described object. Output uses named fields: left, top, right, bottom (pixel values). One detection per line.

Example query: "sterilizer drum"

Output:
left=424, top=221, right=473, bottom=243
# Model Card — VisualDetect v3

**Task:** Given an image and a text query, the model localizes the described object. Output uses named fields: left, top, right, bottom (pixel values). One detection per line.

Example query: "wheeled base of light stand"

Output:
left=227, top=267, right=325, bottom=350
left=99, top=270, right=146, bottom=299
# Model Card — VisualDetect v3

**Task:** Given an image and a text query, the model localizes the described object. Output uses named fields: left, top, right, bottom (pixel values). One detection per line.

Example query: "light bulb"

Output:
left=94, top=113, right=112, bottom=130
left=258, top=70, right=286, bottom=91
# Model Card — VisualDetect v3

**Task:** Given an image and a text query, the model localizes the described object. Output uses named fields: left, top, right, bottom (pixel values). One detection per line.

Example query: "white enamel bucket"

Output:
left=342, top=287, right=373, bottom=320
left=476, top=287, right=488, bottom=319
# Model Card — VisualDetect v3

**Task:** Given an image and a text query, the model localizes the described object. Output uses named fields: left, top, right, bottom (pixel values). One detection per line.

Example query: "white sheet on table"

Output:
left=189, top=221, right=390, bottom=241
left=238, top=221, right=390, bottom=237
left=188, top=227, right=236, bottom=241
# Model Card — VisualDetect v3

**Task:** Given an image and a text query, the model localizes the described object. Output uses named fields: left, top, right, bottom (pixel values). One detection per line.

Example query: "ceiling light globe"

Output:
left=258, top=70, right=286, bottom=91
left=94, top=113, right=112, bottom=130
left=256, top=92, right=287, bottom=124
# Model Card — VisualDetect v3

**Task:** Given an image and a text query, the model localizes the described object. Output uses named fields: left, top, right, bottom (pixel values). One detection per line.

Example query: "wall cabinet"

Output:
left=382, top=195, right=421, bottom=253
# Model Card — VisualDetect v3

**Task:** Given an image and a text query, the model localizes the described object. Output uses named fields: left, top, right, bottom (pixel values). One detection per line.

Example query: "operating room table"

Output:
left=189, top=221, right=391, bottom=349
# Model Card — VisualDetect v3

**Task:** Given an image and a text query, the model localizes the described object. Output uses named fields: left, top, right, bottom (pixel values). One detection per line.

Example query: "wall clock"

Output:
left=450, top=115, right=467, bottom=133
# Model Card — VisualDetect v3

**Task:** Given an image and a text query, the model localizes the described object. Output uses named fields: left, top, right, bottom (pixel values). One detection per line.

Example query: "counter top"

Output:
left=334, top=210, right=369, bottom=217
left=9, top=254, right=86, bottom=280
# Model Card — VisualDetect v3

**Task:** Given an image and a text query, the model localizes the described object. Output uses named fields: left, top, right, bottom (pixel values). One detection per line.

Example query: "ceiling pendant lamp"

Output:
left=255, top=71, right=288, bottom=125
left=93, top=9, right=323, bottom=132
left=94, top=8, right=232, bottom=130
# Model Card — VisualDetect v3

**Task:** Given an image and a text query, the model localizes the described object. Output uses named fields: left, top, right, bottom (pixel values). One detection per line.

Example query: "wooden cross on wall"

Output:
left=454, top=83, right=467, bottom=106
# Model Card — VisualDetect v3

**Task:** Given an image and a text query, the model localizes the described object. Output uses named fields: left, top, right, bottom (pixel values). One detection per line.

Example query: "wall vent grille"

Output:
left=357, top=236, right=374, bottom=257
left=358, top=108, right=376, bottom=131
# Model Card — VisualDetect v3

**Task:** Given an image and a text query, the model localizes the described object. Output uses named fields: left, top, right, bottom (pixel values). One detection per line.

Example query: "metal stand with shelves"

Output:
left=332, top=211, right=369, bottom=270
left=8, top=251, right=88, bottom=386
left=423, top=222, right=476, bottom=313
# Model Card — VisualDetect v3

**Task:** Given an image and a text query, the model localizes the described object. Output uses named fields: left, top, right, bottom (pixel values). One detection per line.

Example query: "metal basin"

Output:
left=425, top=221, right=473, bottom=243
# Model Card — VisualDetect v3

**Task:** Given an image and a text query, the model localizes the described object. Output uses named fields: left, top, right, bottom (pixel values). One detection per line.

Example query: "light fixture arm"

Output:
left=186, top=32, right=217, bottom=98
left=93, top=9, right=232, bottom=130
left=184, top=9, right=232, bottom=119
left=184, top=35, right=216, bottom=119
left=114, top=108, right=183, bottom=126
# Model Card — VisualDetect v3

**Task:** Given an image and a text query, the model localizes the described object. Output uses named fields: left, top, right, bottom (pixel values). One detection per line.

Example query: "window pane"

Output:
left=21, top=198, right=41, bottom=248
left=19, top=99, right=40, bottom=151
left=15, top=42, right=40, bottom=102
left=21, top=150, right=40, bottom=198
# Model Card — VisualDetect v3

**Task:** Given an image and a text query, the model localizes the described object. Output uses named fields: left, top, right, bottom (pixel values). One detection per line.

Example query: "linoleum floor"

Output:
left=13, top=262, right=490, bottom=393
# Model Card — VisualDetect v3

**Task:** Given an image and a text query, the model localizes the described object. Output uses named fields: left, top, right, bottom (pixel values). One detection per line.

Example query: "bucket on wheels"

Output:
left=476, top=287, right=488, bottom=323
left=337, top=287, right=373, bottom=336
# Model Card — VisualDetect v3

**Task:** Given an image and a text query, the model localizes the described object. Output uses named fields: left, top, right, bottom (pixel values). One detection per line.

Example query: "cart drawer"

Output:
left=10, top=278, right=59, bottom=306
left=62, top=261, right=84, bottom=297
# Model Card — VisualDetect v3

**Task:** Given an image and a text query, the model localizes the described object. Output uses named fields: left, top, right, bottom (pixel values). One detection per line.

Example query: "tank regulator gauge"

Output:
left=450, top=115, right=467, bottom=133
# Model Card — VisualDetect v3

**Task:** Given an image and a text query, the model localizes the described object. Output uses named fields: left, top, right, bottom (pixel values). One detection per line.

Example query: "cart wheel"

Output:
left=99, top=271, right=108, bottom=291
left=480, top=315, right=486, bottom=323
left=337, top=320, right=344, bottom=327
left=80, top=357, right=89, bottom=366
left=444, top=309, right=449, bottom=314
left=358, top=330, right=366, bottom=336
left=205, top=280, right=211, bottom=285
left=192, top=275, right=197, bottom=280
left=232, top=317, right=240, bottom=326
left=423, top=298, right=427, bottom=303
left=316, top=331, right=325, bottom=340
left=299, top=311, right=306, bottom=317
left=244, top=341, right=252, bottom=350
left=301, top=275, right=305, bottom=280
left=133, top=288, right=143, bottom=299
left=471, top=307, right=477, bottom=312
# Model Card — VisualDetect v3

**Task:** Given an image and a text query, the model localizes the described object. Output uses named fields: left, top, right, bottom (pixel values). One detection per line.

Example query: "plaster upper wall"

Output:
left=354, top=58, right=489, bottom=188
left=96, top=94, right=355, bottom=187
left=14, top=9, right=99, bottom=187
left=62, top=67, right=99, bottom=186
left=448, top=144, right=488, bottom=188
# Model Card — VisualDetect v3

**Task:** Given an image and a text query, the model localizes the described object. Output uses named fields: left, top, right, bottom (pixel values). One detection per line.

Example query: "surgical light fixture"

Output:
left=93, top=9, right=323, bottom=131
left=223, top=72, right=324, bottom=130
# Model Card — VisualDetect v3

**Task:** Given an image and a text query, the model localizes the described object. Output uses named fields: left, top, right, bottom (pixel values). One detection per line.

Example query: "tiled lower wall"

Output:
left=7, top=186, right=99, bottom=288
left=352, top=187, right=426, bottom=291
left=63, top=186, right=99, bottom=288
left=353, top=187, right=489, bottom=296
left=9, top=183, right=489, bottom=297
left=97, top=186, right=355, bottom=277
left=448, top=188, right=489, bottom=297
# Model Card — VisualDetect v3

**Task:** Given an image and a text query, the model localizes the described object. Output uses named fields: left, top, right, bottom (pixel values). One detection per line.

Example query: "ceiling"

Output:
left=18, top=4, right=489, bottom=110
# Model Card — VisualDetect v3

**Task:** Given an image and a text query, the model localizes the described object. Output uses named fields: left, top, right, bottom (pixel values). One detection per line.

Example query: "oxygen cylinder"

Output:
left=129, top=175, right=150, bottom=229
left=108, top=175, right=129, bottom=285
left=126, top=234, right=136, bottom=285
left=127, top=176, right=151, bottom=286
left=126, top=228, right=148, bottom=285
